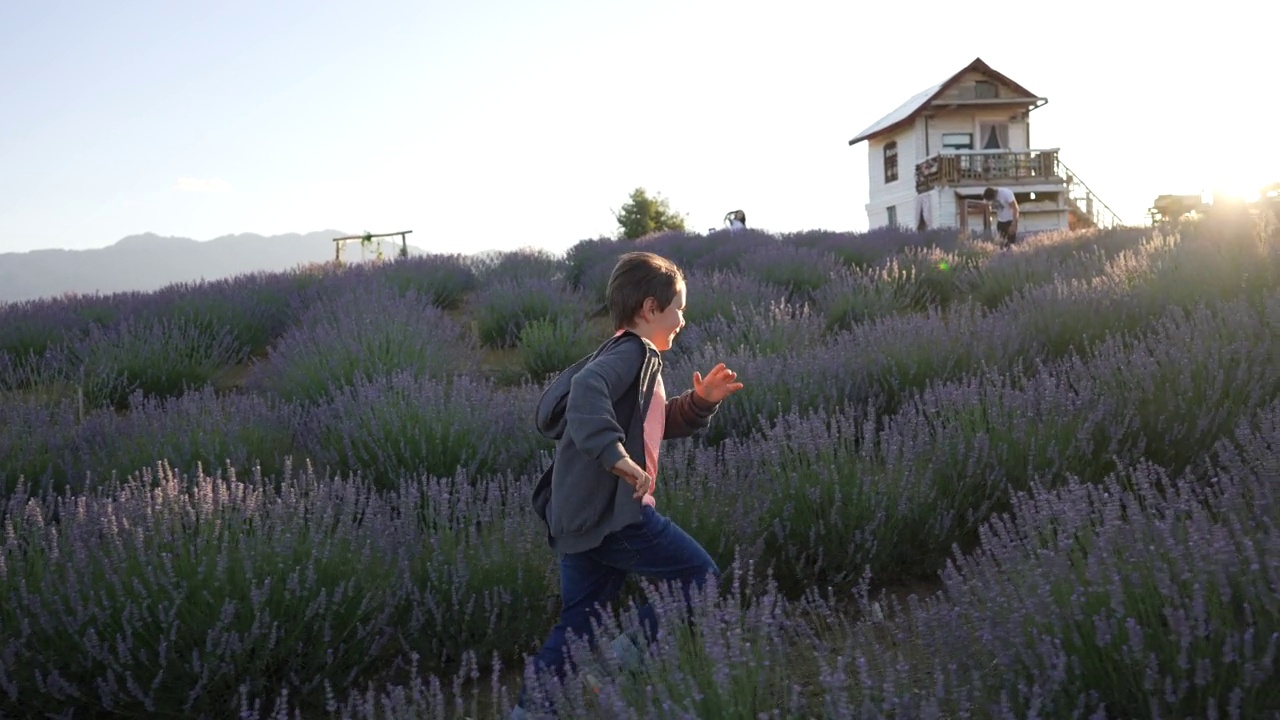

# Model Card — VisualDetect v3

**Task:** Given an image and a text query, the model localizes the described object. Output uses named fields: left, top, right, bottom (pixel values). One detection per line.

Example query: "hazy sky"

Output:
left=1, top=0, right=1273, bottom=256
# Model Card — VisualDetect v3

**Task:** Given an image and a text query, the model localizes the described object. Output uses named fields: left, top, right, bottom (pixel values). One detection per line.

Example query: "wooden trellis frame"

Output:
left=958, top=199, right=992, bottom=237
left=331, top=230, right=413, bottom=265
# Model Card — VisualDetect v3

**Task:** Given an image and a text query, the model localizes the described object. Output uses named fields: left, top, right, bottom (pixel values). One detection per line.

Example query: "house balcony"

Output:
left=915, top=148, right=1062, bottom=194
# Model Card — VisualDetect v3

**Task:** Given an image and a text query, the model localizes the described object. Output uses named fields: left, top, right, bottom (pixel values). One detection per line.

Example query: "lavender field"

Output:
left=1, top=218, right=1277, bottom=719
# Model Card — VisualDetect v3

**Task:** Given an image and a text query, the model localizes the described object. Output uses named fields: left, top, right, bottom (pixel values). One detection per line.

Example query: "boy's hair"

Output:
left=982, top=187, right=997, bottom=200
left=606, top=251, right=685, bottom=330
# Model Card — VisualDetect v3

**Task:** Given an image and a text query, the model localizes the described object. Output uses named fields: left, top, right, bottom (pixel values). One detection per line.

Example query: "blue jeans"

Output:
left=517, top=506, right=719, bottom=708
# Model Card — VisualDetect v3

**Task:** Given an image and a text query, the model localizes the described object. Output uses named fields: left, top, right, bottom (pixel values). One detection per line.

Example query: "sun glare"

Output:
left=1204, top=184, right=1267, bottom=205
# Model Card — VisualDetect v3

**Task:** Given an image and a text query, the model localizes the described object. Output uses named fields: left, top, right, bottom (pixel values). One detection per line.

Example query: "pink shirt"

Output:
left=642, top=372, right=665, bottom=508
left=616, top=329, right=664, bottom=507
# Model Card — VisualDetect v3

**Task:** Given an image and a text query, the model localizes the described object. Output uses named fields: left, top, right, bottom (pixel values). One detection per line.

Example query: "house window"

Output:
left=979, top=122, right=1009, bottom=150
left=883, top=141, right=898, bottom=183
left=886, top=205, right=897, bottom=228
left=974, top=81, right=998, bottom=99
left=942, top=133, right=973, bottom=151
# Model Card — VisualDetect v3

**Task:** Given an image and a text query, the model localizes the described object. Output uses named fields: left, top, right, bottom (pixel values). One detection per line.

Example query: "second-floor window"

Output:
left=884, top=141, right=898, bottom=184
left=979, top=122, right=1009, bottom=150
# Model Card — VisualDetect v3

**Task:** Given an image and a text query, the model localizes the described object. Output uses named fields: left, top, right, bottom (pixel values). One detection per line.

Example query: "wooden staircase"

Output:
left=1058, top=160, right=1122, bottom=229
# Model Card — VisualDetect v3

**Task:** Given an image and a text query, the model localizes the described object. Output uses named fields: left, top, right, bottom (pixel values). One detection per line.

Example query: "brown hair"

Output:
left=606, top=251, right=685, bottom=330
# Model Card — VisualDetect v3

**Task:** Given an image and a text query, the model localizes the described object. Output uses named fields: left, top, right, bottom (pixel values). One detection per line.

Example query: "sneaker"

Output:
left=608, top=633, right=645, bottom=673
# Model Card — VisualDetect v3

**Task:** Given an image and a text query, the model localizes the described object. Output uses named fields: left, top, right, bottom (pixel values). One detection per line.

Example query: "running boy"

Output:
left=514, top=251, right=744, bottom=717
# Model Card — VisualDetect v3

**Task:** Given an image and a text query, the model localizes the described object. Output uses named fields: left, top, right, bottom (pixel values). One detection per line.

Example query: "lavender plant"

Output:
left=0, top=462, right=416, bottom=719
left=142, top=271, right=308, bottom=352
left=377, top=253, right=479, bottom=311
left=470, top=276, right=593, bottom=350
left=518, top=315, right=602, bottom=382
left=73, top=386, right=302, bottom=490
left=731, top=244, right=842, bottom=303
left=0, top=293, right=131, bottom=385
left=0, top=395, right=79, bottom=494
left=856, top=458, right=1280, bottom=719
left=296, top=372, right=547, bottom=486
left=678, top=269, right=784, bottom=327
left=48, top=315, right=250, bottom=409
left=469, top=247, right=566, bottom=285
left=811, top=265, right=921, bottom=332
left=248, top=284, right=476, bottom=403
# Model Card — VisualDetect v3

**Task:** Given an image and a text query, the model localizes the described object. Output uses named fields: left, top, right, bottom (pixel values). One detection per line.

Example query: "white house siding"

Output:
left=865, top=128, right=920, bottom=229
left=916, top=187, right=944, bottom=229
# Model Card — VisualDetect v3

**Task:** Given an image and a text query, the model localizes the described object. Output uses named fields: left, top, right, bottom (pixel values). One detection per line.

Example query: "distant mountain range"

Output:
left=0, top=231, right=431, bottom=304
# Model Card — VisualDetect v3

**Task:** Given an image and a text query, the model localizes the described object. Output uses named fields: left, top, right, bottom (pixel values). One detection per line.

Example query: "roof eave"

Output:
left=848, top=120, right=912, bottom=146
left=846, top=57, right=1045, bottom=148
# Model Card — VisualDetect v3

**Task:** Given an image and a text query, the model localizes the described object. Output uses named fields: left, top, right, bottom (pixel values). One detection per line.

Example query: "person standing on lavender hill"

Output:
left=513, top=251, right=744, bottom=718
left=983, top=185, right=1020, bottom=247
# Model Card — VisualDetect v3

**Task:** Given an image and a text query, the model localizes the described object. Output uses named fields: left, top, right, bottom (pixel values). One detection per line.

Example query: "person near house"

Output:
left=512, top=251, right=745, bottom=718
left=982, top=186, right=1020, bottom=246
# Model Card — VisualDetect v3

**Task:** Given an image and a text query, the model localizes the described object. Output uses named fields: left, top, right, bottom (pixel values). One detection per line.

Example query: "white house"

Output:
left=848, top=58, right=1120, bottom=234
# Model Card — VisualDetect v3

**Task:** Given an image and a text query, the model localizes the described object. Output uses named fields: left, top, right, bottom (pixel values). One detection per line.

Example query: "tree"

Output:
left=612, top=187, right=687, bottom=240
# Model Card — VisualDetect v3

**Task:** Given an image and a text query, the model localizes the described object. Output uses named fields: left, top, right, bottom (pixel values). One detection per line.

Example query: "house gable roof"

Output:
left=847, top=58, right=1042, bottom=146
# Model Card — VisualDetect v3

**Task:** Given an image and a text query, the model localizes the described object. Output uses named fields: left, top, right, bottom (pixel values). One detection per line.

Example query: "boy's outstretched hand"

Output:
left=693, top=363, right=744, bottom=404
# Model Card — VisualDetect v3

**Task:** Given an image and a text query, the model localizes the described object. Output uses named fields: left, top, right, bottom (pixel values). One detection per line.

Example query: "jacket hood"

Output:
left=535, top=355, right=583, bottom=440
left=535, top=331, right=637, bottom=441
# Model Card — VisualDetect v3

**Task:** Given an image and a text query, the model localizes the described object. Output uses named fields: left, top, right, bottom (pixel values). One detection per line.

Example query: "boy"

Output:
left=982, top=186, right=1020, bottom=246
left=514, top=251, right=743, bottom=717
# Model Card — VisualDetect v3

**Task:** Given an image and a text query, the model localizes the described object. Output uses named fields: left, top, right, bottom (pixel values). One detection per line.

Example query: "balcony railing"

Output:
left=915, top=148, right=1061, bottom=193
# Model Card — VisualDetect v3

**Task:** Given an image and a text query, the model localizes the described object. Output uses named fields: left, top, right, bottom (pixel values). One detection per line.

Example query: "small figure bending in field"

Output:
left=513, top=251, right=744, bottom=718
left=983, top=186, right=1019, bottom=247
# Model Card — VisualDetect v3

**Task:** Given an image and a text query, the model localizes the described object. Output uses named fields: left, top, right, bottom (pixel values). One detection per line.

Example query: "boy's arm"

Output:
left=663, top=388, right=719, bottom=439
left=565, top=337, right=646, bottom=471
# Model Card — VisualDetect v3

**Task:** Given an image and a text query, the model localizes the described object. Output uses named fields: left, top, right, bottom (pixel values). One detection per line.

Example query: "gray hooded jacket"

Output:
left=532, top=330, right=720, bottom=554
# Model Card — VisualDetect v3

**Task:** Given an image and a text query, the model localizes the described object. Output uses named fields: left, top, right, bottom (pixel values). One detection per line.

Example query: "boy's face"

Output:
left=635, top=282, right=686, bottom=352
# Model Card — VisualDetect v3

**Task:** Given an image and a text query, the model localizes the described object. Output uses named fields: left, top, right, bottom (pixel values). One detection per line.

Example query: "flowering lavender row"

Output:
left=662, top=223, right=1280, bottom=443
left=0, top=459, right=561, bottom=719
left=649, top=292, right=1280, bottom=593
left=295, top=371, right=549, bottom=487
left=0, top=267, right=314, bottom=366
left=0, top=383, right=1274, bottom=716
left=294, top=404, right=1280, bottom=717
left=0, top=387, right=298, bottom=496
left=246, top=282, right=478, bottom=403
left=826, top=411, right=1280, bottom=719
left=2, top=222, right=1273, bottom=498
left=0, top=372, right=549, bottom=498
left=4, top=314, right=251, bottom=410
left=16, top=416, right=1267, bottom=719
left=0, top=252, right=486, bottom=379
